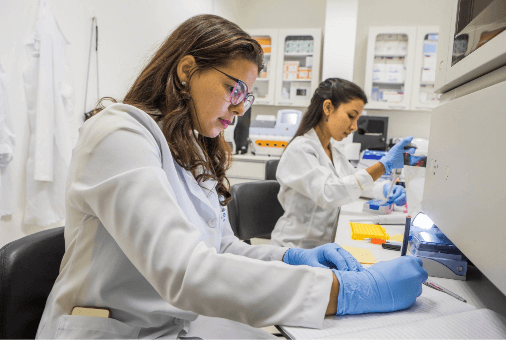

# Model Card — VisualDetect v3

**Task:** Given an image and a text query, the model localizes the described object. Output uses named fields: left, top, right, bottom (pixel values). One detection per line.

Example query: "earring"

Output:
left=181, top=81, right=186, bottom=86
left=326, top=116, right=328, bottom=122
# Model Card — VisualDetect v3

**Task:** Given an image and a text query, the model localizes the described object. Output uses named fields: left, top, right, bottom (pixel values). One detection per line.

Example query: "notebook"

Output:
left=279, top=285, right=506, bottom=339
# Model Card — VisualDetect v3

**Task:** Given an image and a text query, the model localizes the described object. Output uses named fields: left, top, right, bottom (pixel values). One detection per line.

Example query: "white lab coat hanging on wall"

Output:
left=23, top=0, right=74, bottom=226
left=0, top=61, right=16, bottom=217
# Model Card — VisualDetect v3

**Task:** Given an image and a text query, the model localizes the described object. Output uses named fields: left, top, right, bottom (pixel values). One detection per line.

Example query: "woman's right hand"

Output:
left=332, top=256, right=428, bottom=315
left=379, top=136, right=415, bottom=174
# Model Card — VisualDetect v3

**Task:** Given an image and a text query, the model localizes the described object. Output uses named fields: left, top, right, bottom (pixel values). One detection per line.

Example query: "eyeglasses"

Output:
left=211, top=66, right=255, bottom=111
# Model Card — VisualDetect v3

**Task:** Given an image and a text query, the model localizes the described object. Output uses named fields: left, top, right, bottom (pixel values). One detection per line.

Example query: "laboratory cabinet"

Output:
left=364, top=26, right=417, bottom=111
left=410, top=26, right=441, bottom=110
left=247, top=28, right=322, bottom=107
left=226, top=154, right=280, bottom=186
left=249, top=29, right=279, bottom=105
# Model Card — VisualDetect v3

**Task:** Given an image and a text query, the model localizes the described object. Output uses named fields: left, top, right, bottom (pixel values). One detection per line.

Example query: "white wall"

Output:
left=231, top=0, right=328, bottom=119
left=352, top=0, right=451, bottom=141
left=0, top=0, right=239, bottom=248
left=322, top=0, right=358, bottom=81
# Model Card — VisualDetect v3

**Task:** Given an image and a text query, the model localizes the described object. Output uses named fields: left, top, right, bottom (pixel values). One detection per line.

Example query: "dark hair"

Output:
left=291, top=78, right=368, bottom=142
left=96, top=15, right=264, bottom=206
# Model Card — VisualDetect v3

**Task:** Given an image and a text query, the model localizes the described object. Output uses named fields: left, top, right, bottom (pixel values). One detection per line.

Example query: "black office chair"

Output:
left=0, top=227, right=65, bottom=339
left=264, top=159, right=280, bottom=181
left=228, top=180, right=284, bottom=244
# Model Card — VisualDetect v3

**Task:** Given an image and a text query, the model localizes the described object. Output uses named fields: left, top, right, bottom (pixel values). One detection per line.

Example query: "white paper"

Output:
left=327, top=309, right=506, bottom=339
left=281, top=285, right=479, bottom=339
left=405, top=166, right=426, bottom=217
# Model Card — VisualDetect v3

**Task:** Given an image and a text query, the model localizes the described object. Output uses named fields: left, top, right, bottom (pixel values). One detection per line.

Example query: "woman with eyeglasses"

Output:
left=36, top=15, right=427, bottom=339
left=270, top=78, right=414, bottom=250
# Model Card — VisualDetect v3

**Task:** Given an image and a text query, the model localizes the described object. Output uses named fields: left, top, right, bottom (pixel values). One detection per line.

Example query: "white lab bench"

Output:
left=335, top=199, right=506, bottom=317
left=228, top=153, right=280, bottom=186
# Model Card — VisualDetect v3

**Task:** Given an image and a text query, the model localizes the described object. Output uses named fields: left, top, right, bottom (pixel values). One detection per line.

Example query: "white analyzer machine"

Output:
left=249, top=109, right=303, bottom=157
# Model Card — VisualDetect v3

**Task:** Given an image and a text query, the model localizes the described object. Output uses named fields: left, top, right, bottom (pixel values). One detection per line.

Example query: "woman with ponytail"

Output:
left=270, top=78, right=414, bottom=249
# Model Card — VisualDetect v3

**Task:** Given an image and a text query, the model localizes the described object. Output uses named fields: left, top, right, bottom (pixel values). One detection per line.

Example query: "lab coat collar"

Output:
left=303, top=128, right=343, bottom=172
left=304, top=128, right=344, bottom=155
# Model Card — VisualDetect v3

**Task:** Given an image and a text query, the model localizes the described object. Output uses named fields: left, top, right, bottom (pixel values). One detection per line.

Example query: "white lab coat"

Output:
left=0, top=61, right=15, bottom=217
left=270, top=128, right=388, bottom=249
left=36, top=104, right=332, bottom=339
left=23, top=0, right=74, bottom=226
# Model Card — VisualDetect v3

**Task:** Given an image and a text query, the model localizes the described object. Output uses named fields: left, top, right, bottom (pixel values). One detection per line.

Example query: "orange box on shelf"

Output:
left=298, top=67, right=309, bottom=79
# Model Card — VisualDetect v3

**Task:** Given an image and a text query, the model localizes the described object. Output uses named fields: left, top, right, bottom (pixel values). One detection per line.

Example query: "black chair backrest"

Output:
left=228, top=180, right=284, bottom=241
left=0, top=227, right=65, bottom=339
left=265, top=159, right=280, bottom=181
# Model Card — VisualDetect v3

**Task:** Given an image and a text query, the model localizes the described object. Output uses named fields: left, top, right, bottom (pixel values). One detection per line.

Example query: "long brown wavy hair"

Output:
left=290, top=78, right=368, bottom=143
left=96, top=15, right=263, bottom=206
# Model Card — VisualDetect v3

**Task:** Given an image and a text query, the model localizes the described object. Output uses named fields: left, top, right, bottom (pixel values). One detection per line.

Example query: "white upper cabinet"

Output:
left=410, top=26, right=441, bottom=111
left=248, top=29, right=279, bottom=106
left=274, top=28, right=322, bottom=107
left=364, top=26, right=417, bottom=110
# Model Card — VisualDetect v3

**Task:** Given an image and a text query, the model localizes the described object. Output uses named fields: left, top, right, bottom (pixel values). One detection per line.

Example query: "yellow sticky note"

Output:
left=390, top=234, right=404, bottom=242
left=340, top=245, right=378, bottom=264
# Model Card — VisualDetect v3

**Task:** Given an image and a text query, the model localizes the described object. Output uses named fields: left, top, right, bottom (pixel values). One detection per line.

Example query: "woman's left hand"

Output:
left=283, top=244, right=365, bottom=272
left=383, top=183, right=407, bottom=206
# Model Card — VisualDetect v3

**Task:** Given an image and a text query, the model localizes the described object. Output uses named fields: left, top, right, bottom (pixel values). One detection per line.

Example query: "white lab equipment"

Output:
left=424, top=0, right=506, bottom=294
left=249, top=109, right=302, bottom=156
left=23, top=0, right=74, bottom=226
left=270, top=128, right=388, bottom=249
left=0, top=61, right=15, bottom=217
left=35, top=104, right=331, bottom=339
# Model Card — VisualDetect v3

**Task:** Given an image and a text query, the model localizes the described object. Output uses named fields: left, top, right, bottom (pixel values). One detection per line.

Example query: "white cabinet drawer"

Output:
left=228, top=160, right=265, bottom=180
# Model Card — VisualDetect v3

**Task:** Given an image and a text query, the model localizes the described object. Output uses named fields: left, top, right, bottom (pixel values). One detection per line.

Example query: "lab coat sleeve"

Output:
left=361, top=179, right=390, bottom=199
left=219, top=213, right=289, bottom=261
left=67, top=111, right=332, bottom=329
left=277, top=140, right=375, bottom=210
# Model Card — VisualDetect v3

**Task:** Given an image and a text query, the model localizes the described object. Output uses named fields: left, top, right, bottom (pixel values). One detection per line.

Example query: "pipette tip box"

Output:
left=363, top=199, right=394, bottom=214
left=350, top=222, right=390, bottom=241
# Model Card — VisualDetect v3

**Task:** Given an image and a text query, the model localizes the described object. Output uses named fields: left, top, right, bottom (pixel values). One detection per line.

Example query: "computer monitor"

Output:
left=233, top=107, right=251, bottom=154
left=352, top=116, right=388, bottom=151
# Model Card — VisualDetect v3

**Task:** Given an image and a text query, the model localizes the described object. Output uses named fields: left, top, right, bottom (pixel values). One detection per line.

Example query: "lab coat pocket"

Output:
left=55, top=315, right=141, bottom=339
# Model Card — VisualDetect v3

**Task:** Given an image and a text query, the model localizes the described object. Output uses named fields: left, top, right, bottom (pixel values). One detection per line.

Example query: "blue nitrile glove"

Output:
left=379, top=136, right=416, bottom=174
left=383, top=183, right=407, bottom=206
left=283, top=243, right=364, bottom=271
left=332, top=256, right=428, bottom=315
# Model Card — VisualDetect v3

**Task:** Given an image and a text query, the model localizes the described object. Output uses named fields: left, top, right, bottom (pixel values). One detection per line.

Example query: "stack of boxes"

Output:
left=283, top=37, right=314, bottom=81
left=254, top=36, right=271, bottom=79
left=254, top=36, right=271, bottom=54
left=284, top=38, right=314, bottom=54
left=371, top=33, right=409, bottom=103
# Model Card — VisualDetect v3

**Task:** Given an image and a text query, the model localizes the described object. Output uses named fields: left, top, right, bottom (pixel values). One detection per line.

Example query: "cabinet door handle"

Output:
left=277, top=102, right=293, bottom=105
left=388, top=105, right=406, bottom=110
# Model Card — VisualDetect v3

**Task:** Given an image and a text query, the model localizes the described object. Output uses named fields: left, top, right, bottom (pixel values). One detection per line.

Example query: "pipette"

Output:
left=383, top=142, right=417, bottom=204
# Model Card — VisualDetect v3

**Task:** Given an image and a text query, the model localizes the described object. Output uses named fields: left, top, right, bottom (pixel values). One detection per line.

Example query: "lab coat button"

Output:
left=208, top=218, right=217, bottom=228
